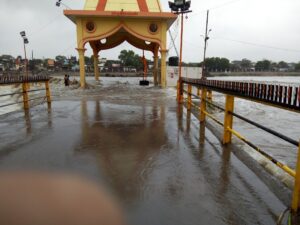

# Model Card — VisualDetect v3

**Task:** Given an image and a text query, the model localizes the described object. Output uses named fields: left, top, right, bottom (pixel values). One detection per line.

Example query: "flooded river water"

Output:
left=0, top=77, right=290, bottom=224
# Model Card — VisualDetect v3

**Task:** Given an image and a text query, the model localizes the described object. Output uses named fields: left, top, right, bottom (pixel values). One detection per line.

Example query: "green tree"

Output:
left=271, top=62, right=278, bottom=71
left=295, top=62, right=300, bottom=71
left=118, top=50, right=143, bottom=71
left=55, top=55, right=66, bottom=63
left=84, top=56, right=92, bottom=65
left=241, top=58, right=252, bottom=71
left=255, top=60, right=271, bottom=71
left=278, top=61, right=288, bottom=68
left=204, top=57, right=230, bottom=72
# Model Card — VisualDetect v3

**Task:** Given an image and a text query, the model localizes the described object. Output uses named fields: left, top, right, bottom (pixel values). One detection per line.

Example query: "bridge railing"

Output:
left=182, top=78, right=300, bottom=113
left=0, top=75, right=51, bottom=111
left=179, top=77, right=300, bottom=220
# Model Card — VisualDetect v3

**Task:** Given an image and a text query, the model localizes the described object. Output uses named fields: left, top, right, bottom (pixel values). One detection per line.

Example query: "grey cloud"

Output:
left=0, top=0, right=299, bottom=63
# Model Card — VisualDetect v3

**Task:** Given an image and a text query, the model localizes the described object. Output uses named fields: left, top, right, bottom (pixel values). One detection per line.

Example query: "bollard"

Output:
left=22, top=83, right=29, bottom=110
left=187, top=84, right=192, bottom=111
left=45, top=81, right=52, bottom=105
left=292, top=141, right=300, bottom=215
left=199, top=88, right=207, bottom=122
left=223, top=95, right=235, bottom=144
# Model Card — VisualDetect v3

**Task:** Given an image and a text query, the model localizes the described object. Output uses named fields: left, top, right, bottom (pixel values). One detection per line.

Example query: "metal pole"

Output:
left=202, top=10, right=209, bottom=79
left=24, top=41, right=28, bottom=78
left=179, top=13, right=184, bottom=80
left=177, top=13, right=184, bottom=103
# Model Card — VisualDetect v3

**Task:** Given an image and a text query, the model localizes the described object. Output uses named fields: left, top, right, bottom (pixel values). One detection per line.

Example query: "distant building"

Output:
left=0, top=64, right=4, bottom=74
left=288, top=63, right=296, bottom=71
left=72, top=65, right=80, bottom=72
left=47, top=59, right=55, bottom=71
left=0, top=55, right=15, bottom=71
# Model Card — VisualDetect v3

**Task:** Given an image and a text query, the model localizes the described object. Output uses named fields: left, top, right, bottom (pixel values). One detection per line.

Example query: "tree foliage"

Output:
left=118, top=50, right=143, bottom=70
left=295, top=62, right=300, bottom=71
left=204, top=57, right=230, bottom=72
left=55, top=55, right=66, bottom=63
left=241, top=59, right=252, bottom=70
left=255, top=60, right=271, bottom=71
left=278, top=61, right=288, bottom=68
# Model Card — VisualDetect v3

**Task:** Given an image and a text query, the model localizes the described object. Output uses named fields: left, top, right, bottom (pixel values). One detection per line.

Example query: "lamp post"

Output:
left=202, top=10, right=211, bottom=80
left=20, top=31, right=29, bottom=78
left=168, top=0, right=192, bottom=103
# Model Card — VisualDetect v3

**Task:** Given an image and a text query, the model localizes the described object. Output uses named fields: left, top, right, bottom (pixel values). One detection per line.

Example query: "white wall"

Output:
left=167, top=66, right=202, bottom=87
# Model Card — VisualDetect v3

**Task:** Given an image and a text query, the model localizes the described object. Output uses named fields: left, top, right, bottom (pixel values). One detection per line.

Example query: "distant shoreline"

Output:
left=208, top=72, right=300, bottom=77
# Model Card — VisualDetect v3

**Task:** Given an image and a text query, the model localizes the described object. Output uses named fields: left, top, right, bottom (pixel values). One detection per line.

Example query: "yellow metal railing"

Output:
left=0, top=81, right=51, bottom=111
left=180, top=82, right=300, bottom=222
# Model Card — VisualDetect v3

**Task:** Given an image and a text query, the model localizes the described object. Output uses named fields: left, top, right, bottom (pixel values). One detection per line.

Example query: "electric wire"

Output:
left=30, top=14, right=63, bottom=39
left=211, top=37, right=300, bottom=53
left=193, top=0, right=245, bottom=16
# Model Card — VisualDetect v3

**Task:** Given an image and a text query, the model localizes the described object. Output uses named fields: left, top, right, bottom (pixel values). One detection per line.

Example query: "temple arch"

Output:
left=64, top=0, right=176, bottom=88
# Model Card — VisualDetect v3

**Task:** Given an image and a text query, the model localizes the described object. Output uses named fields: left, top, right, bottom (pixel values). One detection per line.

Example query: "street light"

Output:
left=169, top=0, right=191, bottom=12
left=168, top=0, right=192, bottom=103
left=20, top=31, right=29, bottom=77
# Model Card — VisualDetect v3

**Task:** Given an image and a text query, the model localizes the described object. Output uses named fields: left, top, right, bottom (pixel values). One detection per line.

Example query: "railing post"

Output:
left=177, top=80, right=184, bottom=103
left=187, top=84, right=192, bottom=111
left=223, top=95, right=235, bottom=144
left=200, top=88, right=207, bottom=122
left=292, top=141, right=300, bottom=215
left=207, top=90, right=213, bottom=102
left=22, top=82, right=29, bottom=110
left=45, top=81, right=51, bottom=105
left=197, top=88, right=201, bottom=97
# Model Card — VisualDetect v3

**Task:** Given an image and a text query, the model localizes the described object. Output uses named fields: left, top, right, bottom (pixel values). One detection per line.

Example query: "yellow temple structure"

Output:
left=64, top=0, right=177, bottom=88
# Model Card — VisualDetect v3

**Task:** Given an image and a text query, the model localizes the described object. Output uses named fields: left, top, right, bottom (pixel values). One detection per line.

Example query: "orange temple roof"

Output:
left=84, top=0, right=162, bottom=12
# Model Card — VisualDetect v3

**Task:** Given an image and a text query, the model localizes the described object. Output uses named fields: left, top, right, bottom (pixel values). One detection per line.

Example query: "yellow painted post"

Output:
left=176, top=79, right=184, bottom=103
left=197, top=88, right=201, bottom=97
left=153, top=48, right=159, bottom=86
left=160, top=50, right=168, bottom=88
left=223, top=95, right=235, bottom=144
left=200, top=88, right=207, bottom=122
left=45, top=81, right=51, bottom=104
left=77, top=48, right=86, bottom=88
left=292, top=142, right=300, bottom=213
left=187, top=84, right=192, bottom=111
left=22, top=83, right=29, bottom=110
left=207, top=90, right=213, bottom=102
left=93, top=53, right=100, bottom=81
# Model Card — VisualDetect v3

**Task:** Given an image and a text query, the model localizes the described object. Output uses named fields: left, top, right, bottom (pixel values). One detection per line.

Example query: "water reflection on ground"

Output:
left=0, top=81, right=287, bottom=225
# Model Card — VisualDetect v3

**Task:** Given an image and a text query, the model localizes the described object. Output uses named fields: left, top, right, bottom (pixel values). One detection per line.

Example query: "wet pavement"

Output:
left=0, top=79, right=287, bottom=225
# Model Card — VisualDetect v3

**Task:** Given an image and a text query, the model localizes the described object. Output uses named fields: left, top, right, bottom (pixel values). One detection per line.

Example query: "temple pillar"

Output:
left=160, top=49, right=168, bottom=88
left=153, top=50, right=159, bottom=86
left=93, top=52, right=100, bottom=81
left=77, top=48, right=86, bottom=88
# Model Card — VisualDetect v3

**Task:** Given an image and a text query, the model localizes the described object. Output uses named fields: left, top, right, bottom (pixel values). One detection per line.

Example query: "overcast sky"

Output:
left=1, top=0, right=300, bottom=63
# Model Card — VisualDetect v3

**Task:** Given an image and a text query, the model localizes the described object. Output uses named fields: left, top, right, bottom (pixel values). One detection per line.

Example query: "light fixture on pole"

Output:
left=20, top=31, right=29, bottom=78
left=168, top=0, right=192, bottom=103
